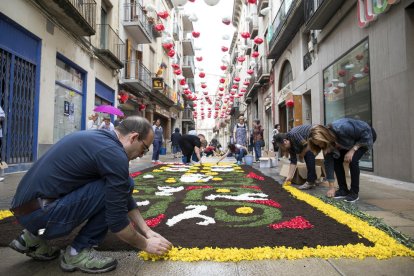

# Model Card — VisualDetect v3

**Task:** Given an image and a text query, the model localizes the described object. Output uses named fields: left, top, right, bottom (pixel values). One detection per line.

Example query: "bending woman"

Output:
left=308, top=118, right=376, bottom=203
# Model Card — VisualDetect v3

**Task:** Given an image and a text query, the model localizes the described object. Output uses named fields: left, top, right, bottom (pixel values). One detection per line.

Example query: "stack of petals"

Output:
left=269, top=216, right=314, bottom=230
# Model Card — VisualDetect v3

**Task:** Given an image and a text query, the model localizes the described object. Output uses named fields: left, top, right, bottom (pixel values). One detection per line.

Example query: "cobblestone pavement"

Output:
left=0, top=152, right=413, bottom=275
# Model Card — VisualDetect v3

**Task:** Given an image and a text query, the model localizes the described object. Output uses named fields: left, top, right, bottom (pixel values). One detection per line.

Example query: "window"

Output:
left=323, top=38, right=373, bottom=169
left=54, top=58, right=84, bottom=143
left=279, top=60, right=292, bottom=90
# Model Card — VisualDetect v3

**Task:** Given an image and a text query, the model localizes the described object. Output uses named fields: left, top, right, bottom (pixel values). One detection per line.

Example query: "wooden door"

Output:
left=125, top=39, right=131, bottom=79
left=135, top=50, right=142, bottom=80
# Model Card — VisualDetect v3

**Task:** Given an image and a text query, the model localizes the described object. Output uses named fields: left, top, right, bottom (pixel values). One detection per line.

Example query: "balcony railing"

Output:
left=95, top=24, right=125, bottom=69
left=123, top=60, right=152, bottom=92
left=248, top=15, right=258, bottom=38
left=182, top=109, right=194, bottom=121
left=33, top=0, right=96, bottom=36
left=268, top=0, right=304, bottom=60
left=257, top=56, right=270, bottom=83
left=303, top=51, right=312, bottom=71
left=304, top=0, right=346, bottom=31
left=123, top=2, right=153, bottom=43
left=182, top=56, right=195, bottom=78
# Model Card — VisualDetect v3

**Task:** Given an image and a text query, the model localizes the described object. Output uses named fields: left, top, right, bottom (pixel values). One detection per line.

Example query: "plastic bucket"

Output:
left=244, top=155, right=253, bottom=166
left=160, top=147, right=167, bottom=155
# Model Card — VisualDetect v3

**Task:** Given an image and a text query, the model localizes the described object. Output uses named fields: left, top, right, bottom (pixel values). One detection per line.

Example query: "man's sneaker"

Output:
left=60, top=246, right=117, bottom=273
left=333, top=189, right=349, bottom=199
left=9, top=229, right=60, bottom=261
left=344, top=193, right=359, bottom=203
left=298, top=182, right=315, bottom=190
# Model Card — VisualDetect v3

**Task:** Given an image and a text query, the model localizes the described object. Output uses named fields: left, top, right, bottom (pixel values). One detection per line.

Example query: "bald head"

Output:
left=116, top=116, right=153, bottom=139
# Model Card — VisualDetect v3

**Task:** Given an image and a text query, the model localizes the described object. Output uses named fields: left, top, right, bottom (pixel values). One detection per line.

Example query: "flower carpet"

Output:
left=0, top=163, right=413, bottom=261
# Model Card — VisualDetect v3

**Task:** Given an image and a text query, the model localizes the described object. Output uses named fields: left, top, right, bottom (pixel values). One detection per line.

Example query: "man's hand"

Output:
left=326, top=187, right=336, bottom=198
left=344, top=149, right=355, bottom=163
left=144, top=236, right=172, bottom=255
left=285, top=177, right=292, bottom=182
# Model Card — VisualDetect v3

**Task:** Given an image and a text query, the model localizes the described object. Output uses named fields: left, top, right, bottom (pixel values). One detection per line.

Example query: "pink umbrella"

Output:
left=94, top=105, right=124, bottom=116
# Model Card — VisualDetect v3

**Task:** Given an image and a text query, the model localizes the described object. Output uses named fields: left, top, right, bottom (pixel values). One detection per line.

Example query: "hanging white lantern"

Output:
left=236, top=65, right=243, bottom=70
left=177, top=75, right=185, bottom=80
left=183, top=84, right=189, bottom=89
left=172, top=0, right=188, bottom=6
left=222, top=34, right=230, bottom=40
left=204, top=0, right=220, bottom=6
left=188, top=14, right=198, bottom=22
left=240, top=45, right=247, bottom=50
left=245, top=16, right=253, bottom=22
left=260, top=7, right=271, bottom=16
left=198, top=67, right=204, bottom=71
left=250, top=61, right=256, bottom=68
left=145, top=4, right=156, bottom=12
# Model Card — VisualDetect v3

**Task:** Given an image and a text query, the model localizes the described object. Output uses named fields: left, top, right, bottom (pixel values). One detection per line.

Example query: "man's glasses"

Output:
left=141, top=139, right=150, bottom=155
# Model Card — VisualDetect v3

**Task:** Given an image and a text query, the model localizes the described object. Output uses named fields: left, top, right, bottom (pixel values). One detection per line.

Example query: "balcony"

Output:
left=304, top=0, right=346, bottom=32
left=94, top=24, right=125, bottom=69
left=245, top=72, right=260, bottom=100
left=182, top=56, right=195, bottom=78
left=257, top=56, right=271, bottom=84
left=268, top=0, right=304, bottom=61
left=33, top=0, right=96, bottom=36
left=182, top=38, right=195, bottom=56
left=303, top=51, right=312, bottom=71
left=257, top=0, right=269, bottom=11
left=249, top=15, right=259, bottom=39
left=173, top=23, right=180, bottom=41
left=123, top=60, right=152, bottom=93
left=245, top=39, right=253, bottom=55
left=123, top=2, right=153, bottom=44
left=182, top=16, right=194, bottom=32
left=151, top=80, right=175, bottom=107
left=182, top=108, right=194, bottom=122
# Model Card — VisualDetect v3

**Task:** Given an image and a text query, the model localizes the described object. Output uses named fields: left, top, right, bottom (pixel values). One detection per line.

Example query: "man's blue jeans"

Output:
left=152, top=139, right=162, bottom=161
left=16, top=179, right=111, bottom=252
left=254, top=141, right=262, bottom=161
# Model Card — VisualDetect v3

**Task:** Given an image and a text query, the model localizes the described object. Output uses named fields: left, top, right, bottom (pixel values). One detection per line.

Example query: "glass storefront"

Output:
left=323, top=38, right=373, bottom=169
left=53, top=58, right=84, bottom=143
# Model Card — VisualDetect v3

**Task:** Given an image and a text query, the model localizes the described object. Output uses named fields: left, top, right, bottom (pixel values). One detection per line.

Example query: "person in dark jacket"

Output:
left=178, top=134, right=206, bottom=164
left=274, top=125, right=318, bottom=190
left=170, top=128, right=181, bottom=158
left=308, top=118, right=376, bottom=202
left=8, top=117, right=172, bottom=273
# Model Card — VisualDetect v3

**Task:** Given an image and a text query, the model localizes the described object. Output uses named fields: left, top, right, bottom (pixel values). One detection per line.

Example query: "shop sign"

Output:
left=152, top=78, right=164, bottom=90
left=357, top=0, right=399, bottom=28
left=154, top=104, right=170, bottom=117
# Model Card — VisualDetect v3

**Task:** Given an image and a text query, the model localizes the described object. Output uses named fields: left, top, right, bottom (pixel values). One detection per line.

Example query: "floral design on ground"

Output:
left=269, top=216, right=313, bottom=230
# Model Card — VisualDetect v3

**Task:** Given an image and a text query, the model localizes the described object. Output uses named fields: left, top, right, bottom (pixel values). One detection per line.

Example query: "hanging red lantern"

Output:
left=154, top=23, right=165, bottom=32
left=243, top=81, right=250, bottom=86
left=286, top=99, right=294, bottom=108
left=203, top=91, right=208, bottom=95
left=247, top=69, right=254, bottom=75
left=171, top=63, right=180, bottom=69
left=167, top=49, right=175, bottom=57
left=253, top=37, right=264, bottom=44
left=234, top=77, right=241, bottom=82
left=162, top=42, right=174, bottom=50
left=219, top=87, right=224, bottom=91
left=196, top=56, right=203, bottom=62
left=139, top=104, right=146, bottom=111
left=363, top=65, right=369, bottom=73
left=237, top=56, right=246, bottom=63
left=193, top=103, right=197, bottom=107
left=251, top=51, right=260, bottom=58
left=240, top=88, right=247, bottom=93
left=192, top=31, right=200, bottom=38
left=220, top=65, right=227, bottom=71
left=219, top=78, right=225, bottom=83
left=157, top=11, right=169, bottom=19
left=179, top=79, right=186, bottom=86
left=221, top=46, right=229, bottom=52
left=201, top=84, right=207, bottom=89
left=338, top=69, right=346, bottom=77
left=119, top=93, right=129, bottom=104
left=241, top=32, right=250, bottom=39
left=247, top=0, right=257, bottom=4
left=199, top=72, right=206, bottom=78
left=356, top=54, right=364, bottom=61
left=174, top=69, right=181, bottom=75
left=222, top=17, right=231, bottom=25
left=232, top=84, right=238, bottom=89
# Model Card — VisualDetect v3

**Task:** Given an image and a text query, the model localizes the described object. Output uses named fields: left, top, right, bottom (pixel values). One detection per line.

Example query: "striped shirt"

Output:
left=287, top=125, right=313, bottom=164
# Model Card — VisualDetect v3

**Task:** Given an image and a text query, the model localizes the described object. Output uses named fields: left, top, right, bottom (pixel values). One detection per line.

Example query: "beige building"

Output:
left=237, top=0, right=414, bottom=182
left=0, top=0, right=121, bottom=171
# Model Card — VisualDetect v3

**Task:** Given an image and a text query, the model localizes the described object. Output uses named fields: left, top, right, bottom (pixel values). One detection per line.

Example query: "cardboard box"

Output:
left=262, top=151, right=276, bottom=158
left=279, top=162, right=322, bottom=185
left=0, top=162, right=8, bottom=169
